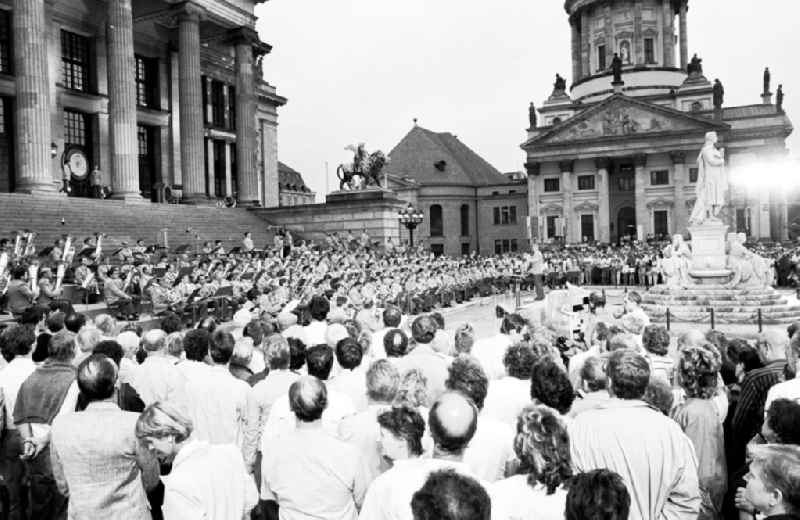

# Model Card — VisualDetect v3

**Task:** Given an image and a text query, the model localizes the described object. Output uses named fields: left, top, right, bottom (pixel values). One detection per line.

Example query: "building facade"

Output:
left=0, top=0, right=285, bottom=206
left=385, top=125, right=529, bottom=256
left=523, top=0, right=793, bottom=244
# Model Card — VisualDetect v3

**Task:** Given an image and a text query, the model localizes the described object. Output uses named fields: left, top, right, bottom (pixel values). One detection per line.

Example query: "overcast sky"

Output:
left=256, top=0, right=799, bottom=200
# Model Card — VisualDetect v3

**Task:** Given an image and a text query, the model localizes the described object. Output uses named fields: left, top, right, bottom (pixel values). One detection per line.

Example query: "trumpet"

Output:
left=122, top=267, right=135, bottom=292
left=62, top=235, right=72, bottom=263
left=23, top=232, right=36, bottom=257
left=12, top=234, right=22, bottom=258
left=54, top=262, right=66, bottom=293
left=94, top=233, right=105, bottom=260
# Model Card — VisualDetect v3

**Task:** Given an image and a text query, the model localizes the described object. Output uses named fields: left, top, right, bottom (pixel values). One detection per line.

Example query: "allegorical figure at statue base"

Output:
left=661, top=234, right=692, bottom=288
left=689, top=131, right=727, bottom=225
left=726, top=233, right=773, bottom=288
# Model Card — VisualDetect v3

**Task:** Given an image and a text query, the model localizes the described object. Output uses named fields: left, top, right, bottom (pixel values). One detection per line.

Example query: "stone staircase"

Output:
left=0, top=193, right=277, bottom=254
left=641, top=284, right=800, bottom=324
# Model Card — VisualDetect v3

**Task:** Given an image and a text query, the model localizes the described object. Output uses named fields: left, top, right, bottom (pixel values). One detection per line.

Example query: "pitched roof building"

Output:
left=278, top=162, right=315, bottom=206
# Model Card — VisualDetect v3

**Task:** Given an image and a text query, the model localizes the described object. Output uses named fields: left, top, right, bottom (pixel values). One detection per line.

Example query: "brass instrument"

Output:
left=94, top=233, right=104, bottom=260
left=23, top=232, right=35, bottom=257
left=54, top=263, right=66, bottom=293
left=12, top=234, right=22, bottom=258
left=28, top=264, right=38, bottom=296
left=62, top=235, right=72, bottom=263
left=81, top=270, right=95, bottom=289
left=0, top=252, right=8, bottom=295
left=122, top=267, right=135, bottom=292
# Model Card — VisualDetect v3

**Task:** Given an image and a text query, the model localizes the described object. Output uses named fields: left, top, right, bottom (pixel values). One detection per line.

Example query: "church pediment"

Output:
left=524, top=94, right=729, bottom=148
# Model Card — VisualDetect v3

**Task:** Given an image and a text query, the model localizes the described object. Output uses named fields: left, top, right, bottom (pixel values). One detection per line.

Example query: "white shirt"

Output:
left=281, top=324, right=305, bottom=341
left=328, top=368, right=368, bottom=412
left=118, top=358, right=140, bottom=389
left=162, top=441, right=257, bottom=520
left=261, top=388, right=356, bottom=448
left=176, top=359, right=213, bottom=386
left=301, top=320, right=328, bottom=347
left=261, top=426, right=369, bottom=519
left=483, top=377, right=531, bottom=427
left=0, top=357, right=36, bottom=430
left=184, top=365, right=249, bottom=447
left=369, top=328, right=390, bottom=359
left=471, top=334, right=511, bottom=381
left=338, top=404, right=392, bottom=487
left=135, top=354, right=188, bottom=407
left=490, top=475, right=567, bottom=520
left=463, top=416, right=516, bottom=482
left=764, top=377, right=800, bottom=415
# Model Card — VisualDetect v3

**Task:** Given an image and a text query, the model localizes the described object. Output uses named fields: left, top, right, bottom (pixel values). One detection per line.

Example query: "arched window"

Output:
left=430, top=204, right=443, bottom=237
left=460, top=204, right=469, bottom=236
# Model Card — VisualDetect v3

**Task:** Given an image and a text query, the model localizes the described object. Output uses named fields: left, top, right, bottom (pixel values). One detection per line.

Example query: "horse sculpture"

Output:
left=337, top=143, right=388, bottom=190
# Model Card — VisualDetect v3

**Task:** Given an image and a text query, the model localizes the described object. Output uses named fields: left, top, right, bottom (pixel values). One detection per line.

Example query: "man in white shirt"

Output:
left=278, top=312, right=304, bottom=341
left=175, top=329, right=212, bottom=384
left=393, top=315, right=450, bottom=401
left=301, top=296, right=330, bottom=347
left=242, top=231, right=255, bottom=252
left=184, top=330, right=249, bottom=448
left=528, top=243, right=545, bottom=300
left=329, top=338, right=368, bottom=411
left=764, top=330, right=800, bottom=413
left=135, top=329, right=187, bottom=407
left=445, top=355, right=516, bottom=482
left=482, top=344, right=534, bottom=427
left=359, top=392, right=485, bottom=520
left=0, top=325, right=38, bottom=520
left=370, top=306, right=402, bottom=359
left=261, top=376, right=369, bottom=520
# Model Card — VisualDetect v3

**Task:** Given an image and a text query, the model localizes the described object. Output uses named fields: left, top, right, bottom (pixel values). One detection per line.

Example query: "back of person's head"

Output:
left=514, top=404, right=572, bottom=494
left=580, top=356, right=608, bottom=392
left=626, top=291, right=642, bottom=306
left=677, top=343, right=721, bottom=399
left=10, top=265, right=26, bottom=280
left=411, top=315, right=437, bottom=345
left=366, top=360, right=400, bottom=403
left=1, top=325, right=36, bottom=360
left=288, top=376, right=327, bottom=422
left=678, top=329, right=706, bottom=349
left=49, top=299, right=74, bottom=316
left=262, top=334, right=289, bottom=370
left=593, top=322, right=610, bottom=344
left=231, top=337, right=254, bottom=368
left=309, top=295, right=330, bottom=321
left=764, top=398, right=800, bottom=445
left=32, top=332, right=51, bottom=363
left=383, top=305, right=402, bottom=328
left=209, top=330, right=235, bottom=364
left=20, top=306, right=45, bottom=326
left=75, top=326, right=102, bottom=355
left=504, top=343, right=535, bottom=380
left=642, top=324, right=670, bottom=356
left=288, top=337, right=307, bottom=371
left=93, top=340, right=124, bottom=367
left=642, top=376, right=674, bottom=415
left=621, top=313, right=646, bottom=336
left=454, top=324, right=475, bottom=354
left=445, top=355, right=489, bottom=410
left=377, top=405, right=425, bottom=457
left=165, top=332, right=184, bottom=359
left=243, top=320, right=264, bottom=347
left=64, top=313, right=87, bottom=333
left=136, top=401, right=194, bottom=443
left=306, top=344, right=334, bottom=380
left=160, top=312, right=183, bottom=334
left=141, top=329, right=167, bottom=353
left=565, top=469, right=631, bottom=520
left=93, top=313, right=117, bottom=337
left=394, top=369, right=431, bottom=409
left=410, top=469, right=491, bottom=520
left=530, top=357, right=575, bottom=415
left=48, top=330, right=76, bottom=362
left=336, top=337, right=363, bottom=370
left=46, top=311, right=65, bottom=333
left=196, top=317, right=217, bottom=334
left=746, top=444, right=800, bottom=515
left=607, top=332, right=638, bottom=352
left=384, top=329, right=408, bottom=357
left=428, top=392, right=478, bottom=456
left=499, top=313, right=527, bottom=335
left=758, top=330, right=790, bottom=364
left=430, top=312, right=444, bottom=330
left=77, top=354, right=118, bottom=402
left=607, top=349, right=650, bottom=400
left=182, top=329, right=209, bottom=362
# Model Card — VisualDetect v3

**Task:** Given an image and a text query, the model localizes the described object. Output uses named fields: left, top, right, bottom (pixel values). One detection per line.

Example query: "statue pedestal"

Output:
left=688, top=220, right=731, bottom=284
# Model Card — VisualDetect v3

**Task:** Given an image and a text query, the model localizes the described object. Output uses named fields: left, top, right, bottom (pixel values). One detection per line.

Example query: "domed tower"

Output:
left=566, top=0, right=688, bottom=103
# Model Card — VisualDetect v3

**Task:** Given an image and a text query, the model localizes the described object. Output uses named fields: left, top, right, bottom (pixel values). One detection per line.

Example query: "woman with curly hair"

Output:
left=671, top=343, right=727, bottom=520
left=490, top=404, right=571, bottom=519
left=642, top=324, right=675, bottom=383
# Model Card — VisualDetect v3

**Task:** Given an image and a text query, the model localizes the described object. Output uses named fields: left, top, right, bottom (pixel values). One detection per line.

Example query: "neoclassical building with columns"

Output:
left=523, top=0, right=793, bottom=244
left=0, top=0, right=285, bottom=205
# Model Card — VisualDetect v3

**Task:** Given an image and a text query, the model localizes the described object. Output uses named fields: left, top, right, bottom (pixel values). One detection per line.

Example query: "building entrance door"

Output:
left=617, top=207, right=636, bottom=243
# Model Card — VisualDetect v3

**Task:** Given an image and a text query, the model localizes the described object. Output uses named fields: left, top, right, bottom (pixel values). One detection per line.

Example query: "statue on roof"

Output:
left=336, top=143, right=388, bottom=191
left=712, top=79, right=725, bottom=109
left=763, top=67, right=771, bottom=95
left=687, top=54, right=703, bottom=76
left=611, top=53, right=623, bottom=84
left=553, top=74, right=567, bottom=93
left=528, top=102, right=537, bottom=129
left=777, top=84, right=785, bottom=114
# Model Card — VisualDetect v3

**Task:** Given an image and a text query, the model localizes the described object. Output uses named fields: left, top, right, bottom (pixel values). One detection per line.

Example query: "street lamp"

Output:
left=398, top=202, right=424, bottom=247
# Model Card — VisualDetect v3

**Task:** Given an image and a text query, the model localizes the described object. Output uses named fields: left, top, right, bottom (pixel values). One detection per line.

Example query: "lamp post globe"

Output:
left=398, top=203, right=424, bottom=248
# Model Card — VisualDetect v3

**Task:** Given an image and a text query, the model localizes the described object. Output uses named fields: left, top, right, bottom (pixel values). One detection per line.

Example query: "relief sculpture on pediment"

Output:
left=548, top=105, right=679, bottom=143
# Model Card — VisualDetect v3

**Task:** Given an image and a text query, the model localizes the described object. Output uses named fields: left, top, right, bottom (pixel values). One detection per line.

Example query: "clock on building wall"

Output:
left=64, top=147, right=89, bottom=180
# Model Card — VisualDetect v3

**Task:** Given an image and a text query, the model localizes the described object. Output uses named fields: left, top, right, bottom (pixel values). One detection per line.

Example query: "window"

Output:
left=577, top=174, right=595, bottom=190
left=228, top=85, right=236, bottom=130
left=135, top=55, right=159, bottom=109
left=64, top=110, right=88, bottom=146
left=461, top=243, right=471, bottom=256
left=431, top=244, right=444, bottom=256
left=494, top=239, right=518, bottom=254
left=544, top=178, right=560, bottom=192
left=644, top=38, right=656, bottom=64
left=618, top=175, right=634, bottom=191
left=581, top=214, right=595, bottom=242
left=598, top=45, right=607, bottom=70
left=429, top=204, right=443, bottom=237
left=495, top=206, right=517, bottom=225
left=493, top=207, right=500, bottom=225
left=210, top=80, right=225, bottom=128
left=653, top=210, right=668, bottom=237
left=61, top=30, right=90, bottom=92
left=491, top=191, right=499, bottom=196
left=689, top=168, right=699, bottom=183
left=650, top=170, right=669, bottom=185
left=736, top=208, right=751, bottom=235
left=460, top=204, right=469, bottom=235
left=0, top=10, right=10, bottom=74
left=546, top=215, right=559, bottom=238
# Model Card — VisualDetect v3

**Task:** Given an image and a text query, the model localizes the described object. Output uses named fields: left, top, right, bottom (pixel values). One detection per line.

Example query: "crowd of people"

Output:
left=0, top=219, right=799, bottom=519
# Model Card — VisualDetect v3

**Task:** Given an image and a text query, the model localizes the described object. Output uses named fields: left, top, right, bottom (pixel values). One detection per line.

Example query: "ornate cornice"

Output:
left=574, top=200, right=599, bottom=212
left=558, top=160, right=575, bottom=173
left=524, top=161, right=541, bottom=177
left=646, top=198, right=675, bottom=209
left=541, top=203, right=564, bottom=214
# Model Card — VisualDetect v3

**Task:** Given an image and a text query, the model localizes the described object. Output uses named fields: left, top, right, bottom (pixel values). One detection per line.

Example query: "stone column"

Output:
left=595, top=158, right=611, bottom=243
left=670, top=151, right=687, bottom=234
left=580, top=10, right=590, bottom=77
left=604, top=5, right=614, bottom=70
left=678, top=0, right=688, bottom=69
left=525, top=161, right=541, bottom=242
left=177, top=4, right=206, bottom=201
left=570, top=18, right=581, bottom=82
left=662, top=0, right=676, bottom=67
left=560, top=160, right=574, bottom=242
left=229, top=28, right=259, bottom=205
left=205, top=138, right=214, bottom=197
left=224, top=142, right=233, bottom=197
left=13, top=0, right=54, bottom=193
left=634, top=154, right=648, bottom=239
left=633, top=0, right=643, bottom=65
left=262, top=119, right=279, bottom=207
left=107, top=0, right=141, bottom=199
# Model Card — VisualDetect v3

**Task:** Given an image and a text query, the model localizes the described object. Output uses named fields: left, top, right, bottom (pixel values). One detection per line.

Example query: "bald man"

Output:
left=260, top=376, right=369, bottom=520
left=359, top=392, right=487, bottom=520
left=133, top=329, right=187, bottom=406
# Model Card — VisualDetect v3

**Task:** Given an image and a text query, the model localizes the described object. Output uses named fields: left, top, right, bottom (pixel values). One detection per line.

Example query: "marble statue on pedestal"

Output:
left=689, top=132, right=727, bottom=225
left=726, top=233, right=772, bottom=288
left=661, top=234, right=692, bottom=287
